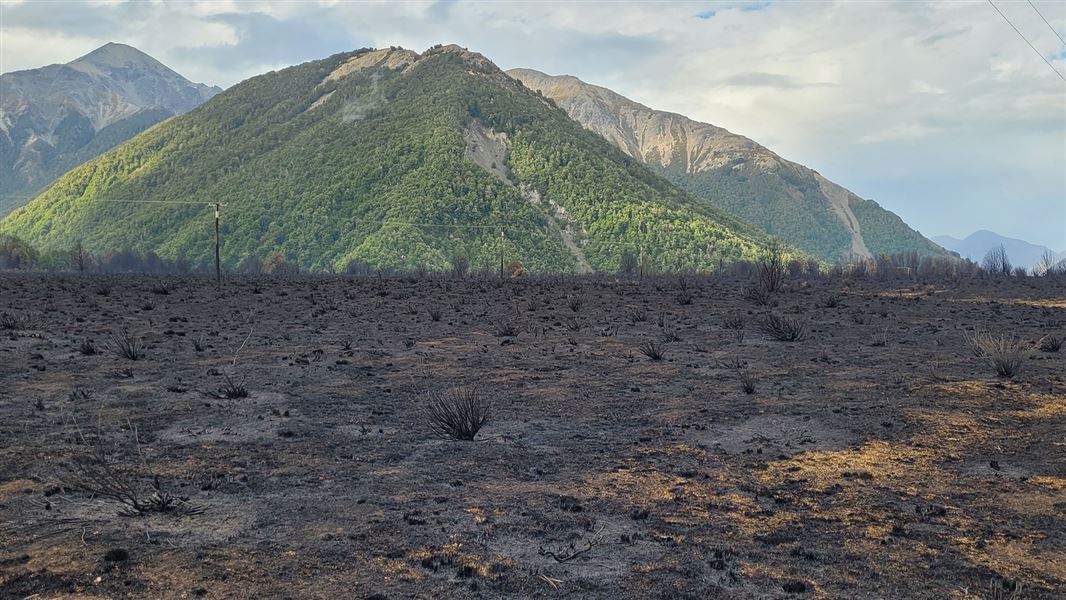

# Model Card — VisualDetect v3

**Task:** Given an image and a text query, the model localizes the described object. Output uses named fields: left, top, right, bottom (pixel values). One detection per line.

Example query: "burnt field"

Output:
left=0, top=272, right=1063, bottom=599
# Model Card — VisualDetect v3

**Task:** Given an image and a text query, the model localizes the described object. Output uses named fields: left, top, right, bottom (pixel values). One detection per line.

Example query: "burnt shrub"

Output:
left=758, top=314, right=807, bottom=342
left=425, top=387, right=489, bottom=441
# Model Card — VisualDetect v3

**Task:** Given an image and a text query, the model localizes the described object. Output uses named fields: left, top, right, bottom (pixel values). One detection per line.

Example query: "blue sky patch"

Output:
left=741, top=2, right=773, bottom=12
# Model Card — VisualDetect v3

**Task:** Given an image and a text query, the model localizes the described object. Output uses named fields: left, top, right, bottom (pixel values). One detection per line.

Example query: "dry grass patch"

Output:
left=967, top=332, right=1030, bottom=378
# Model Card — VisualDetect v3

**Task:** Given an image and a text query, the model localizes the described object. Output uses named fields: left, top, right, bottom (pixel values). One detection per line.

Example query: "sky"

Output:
left=2, top=0, right=1064, bottom=250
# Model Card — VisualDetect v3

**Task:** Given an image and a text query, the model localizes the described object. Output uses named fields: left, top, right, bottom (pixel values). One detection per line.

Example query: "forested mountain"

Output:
left=1, top=45, right=779, bottom=273
left=0, top=43, right=221, bottom=216
left=508, top=68, right=947, bottom=262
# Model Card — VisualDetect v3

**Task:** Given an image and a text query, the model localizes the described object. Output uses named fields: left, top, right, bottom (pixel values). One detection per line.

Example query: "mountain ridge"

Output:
left=0, top=42, right=221, bottom=216
left=2, top=44, right=780, bottom=273
left=508, top=68, right=946, bottom=263
left=932, top=230, right=1065, bottom=270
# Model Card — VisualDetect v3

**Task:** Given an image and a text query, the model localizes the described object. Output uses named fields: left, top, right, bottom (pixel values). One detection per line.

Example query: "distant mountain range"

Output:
left=932, top=230, right=1065, bottom=271
left=0, top=43, right=221, bottom=216
left=1, top=45, right=776, bottom=272
left=508, top=69, right=947, bottom=263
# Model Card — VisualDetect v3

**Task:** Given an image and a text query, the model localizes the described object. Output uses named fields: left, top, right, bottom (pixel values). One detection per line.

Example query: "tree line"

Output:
left=6, top=232, right=1062, bottom=281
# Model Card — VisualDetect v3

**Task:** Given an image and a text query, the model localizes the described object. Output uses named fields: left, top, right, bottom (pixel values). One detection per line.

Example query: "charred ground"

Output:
left=0, top=272, right=1063, bottom=599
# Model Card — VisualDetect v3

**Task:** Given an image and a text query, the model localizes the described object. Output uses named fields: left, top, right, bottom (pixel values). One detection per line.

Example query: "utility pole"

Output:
left=639, top=246, right=645, bottom=284
left=499, top=229, right=505, bottom=279
left=214, top=202, right=221, bottom=291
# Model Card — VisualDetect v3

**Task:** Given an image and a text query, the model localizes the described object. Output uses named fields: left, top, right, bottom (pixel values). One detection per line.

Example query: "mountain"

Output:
left=932, top=231, right=1065, bottom=271
left=508, top=69, right=947, bottom=263
left=0, top=42, right=221, bottom=216
left=1, top=45, right=779, bottom=273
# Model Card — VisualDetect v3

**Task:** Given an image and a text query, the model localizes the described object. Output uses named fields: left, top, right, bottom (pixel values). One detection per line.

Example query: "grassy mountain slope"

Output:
left=508, top=68, right=947, bottom=262
left=2, top=45, right=776, bottom=273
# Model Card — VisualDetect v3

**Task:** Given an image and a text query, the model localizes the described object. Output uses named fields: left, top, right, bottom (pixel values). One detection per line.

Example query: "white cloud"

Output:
left=0, top=26, right=98, bottom=72
left=858, top=123, right=945, bottom=145
left=909, top=80, right=946, bottom=95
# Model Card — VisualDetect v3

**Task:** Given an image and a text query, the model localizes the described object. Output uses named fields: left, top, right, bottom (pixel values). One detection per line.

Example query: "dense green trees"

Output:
left=0, top=234, right=38, bottom=269
left=661, top=166, right=945, bottom=262
left=848, top=197, right=947, bottom=257
left=662, top=167, right=851, bottom=261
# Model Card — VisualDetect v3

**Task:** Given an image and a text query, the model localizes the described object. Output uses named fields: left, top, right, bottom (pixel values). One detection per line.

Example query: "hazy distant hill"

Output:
left=932, top=230, right=1065, bottom=270
left=508, top=68, right=947, bottom=263
left=0, top=42, right=221, bottom=216
left=1, top=45, right=778, bottom=273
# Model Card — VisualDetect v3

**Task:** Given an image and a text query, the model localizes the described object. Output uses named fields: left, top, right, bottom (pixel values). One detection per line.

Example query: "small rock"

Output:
left=103, top=548, right=129, bottom=562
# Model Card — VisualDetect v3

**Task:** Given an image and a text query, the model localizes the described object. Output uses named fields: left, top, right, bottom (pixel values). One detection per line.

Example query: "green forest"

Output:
left=847, top=196, right=947, bottom=257
left=661, top=164, right=947, bottom=262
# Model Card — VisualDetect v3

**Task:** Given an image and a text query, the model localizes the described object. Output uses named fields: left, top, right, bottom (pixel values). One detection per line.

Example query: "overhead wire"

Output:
left=4, top=192, right=738, bottom=271
left=93, top=199, right=222, bottom=205
left=1027, top=0, right=1066, bottom=47
left=987, top=0, right=1066, bottom=81
left=2, top=194, right=726, bottom=252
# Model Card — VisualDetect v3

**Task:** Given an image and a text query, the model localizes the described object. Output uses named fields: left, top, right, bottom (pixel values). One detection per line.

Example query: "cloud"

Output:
left=739, top=2, right=773, bottom=12
left=170, top=11, right=364, bottom=76
left=427, top=0, right=459, bottom=20
left=908, top=80, right=946, bottom=95
left=0, top=0, right=1063, bottom=248
left=919, top=27, right=971, bottom=46
left=857, top=123, right=944, bottom=144
left=718, top=72, right=836, bottom=89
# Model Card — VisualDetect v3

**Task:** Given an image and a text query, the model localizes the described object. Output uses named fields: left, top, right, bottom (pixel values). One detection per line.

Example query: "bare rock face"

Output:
left=508, top=68, right=779, bottom=174
left=325, top=48, right=420, bottom=83
left=0, top=43, right=221, bottom=215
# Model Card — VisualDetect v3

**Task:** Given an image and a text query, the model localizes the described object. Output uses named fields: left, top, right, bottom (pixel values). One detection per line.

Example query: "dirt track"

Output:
left=1, top=272, right=1063, bottom=599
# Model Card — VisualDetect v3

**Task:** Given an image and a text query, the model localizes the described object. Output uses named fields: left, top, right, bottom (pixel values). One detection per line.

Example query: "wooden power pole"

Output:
left=499, top=229, right=505, bottom=279
left=214, top=202, right=222, bottom=291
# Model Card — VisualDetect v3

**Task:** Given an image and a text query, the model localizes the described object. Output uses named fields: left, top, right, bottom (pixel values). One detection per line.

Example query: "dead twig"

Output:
left=538, top=525, right=606, bottom=563
left=55, top=418, right=203, bottom=517
left=538, top=574, right=563, bottom=590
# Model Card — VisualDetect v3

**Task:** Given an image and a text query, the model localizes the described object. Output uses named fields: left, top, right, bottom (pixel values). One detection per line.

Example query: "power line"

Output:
left=3, top=197, right=222, bottom=205
left=1028, top=0, right=1066, bottom=47
left=5, top=196, right=735, bottom=247
left=4, top=194, right=511, bottom=228
left=5, top=194, right=744, bottom=258
left=988, top=0, right=1066, bottom=82
left=2, top=198, right=220, bottom=214
left=339, top=218, right=499, bottom=229
left=93, top=199, right=223, bottom=206
left=261, top=212, right=504, bottom=229
left=228, top=203, right=509, bottom=229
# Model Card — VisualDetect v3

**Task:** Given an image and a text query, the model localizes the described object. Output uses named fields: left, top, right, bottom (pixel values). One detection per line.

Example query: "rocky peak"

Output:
left=508, top=68, right=778, bottom=174
left=423, top=44, right=499, bottom=72
left=325, top=44, right=504, bottom=84
left=69, top=42, right=164, bottom=72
